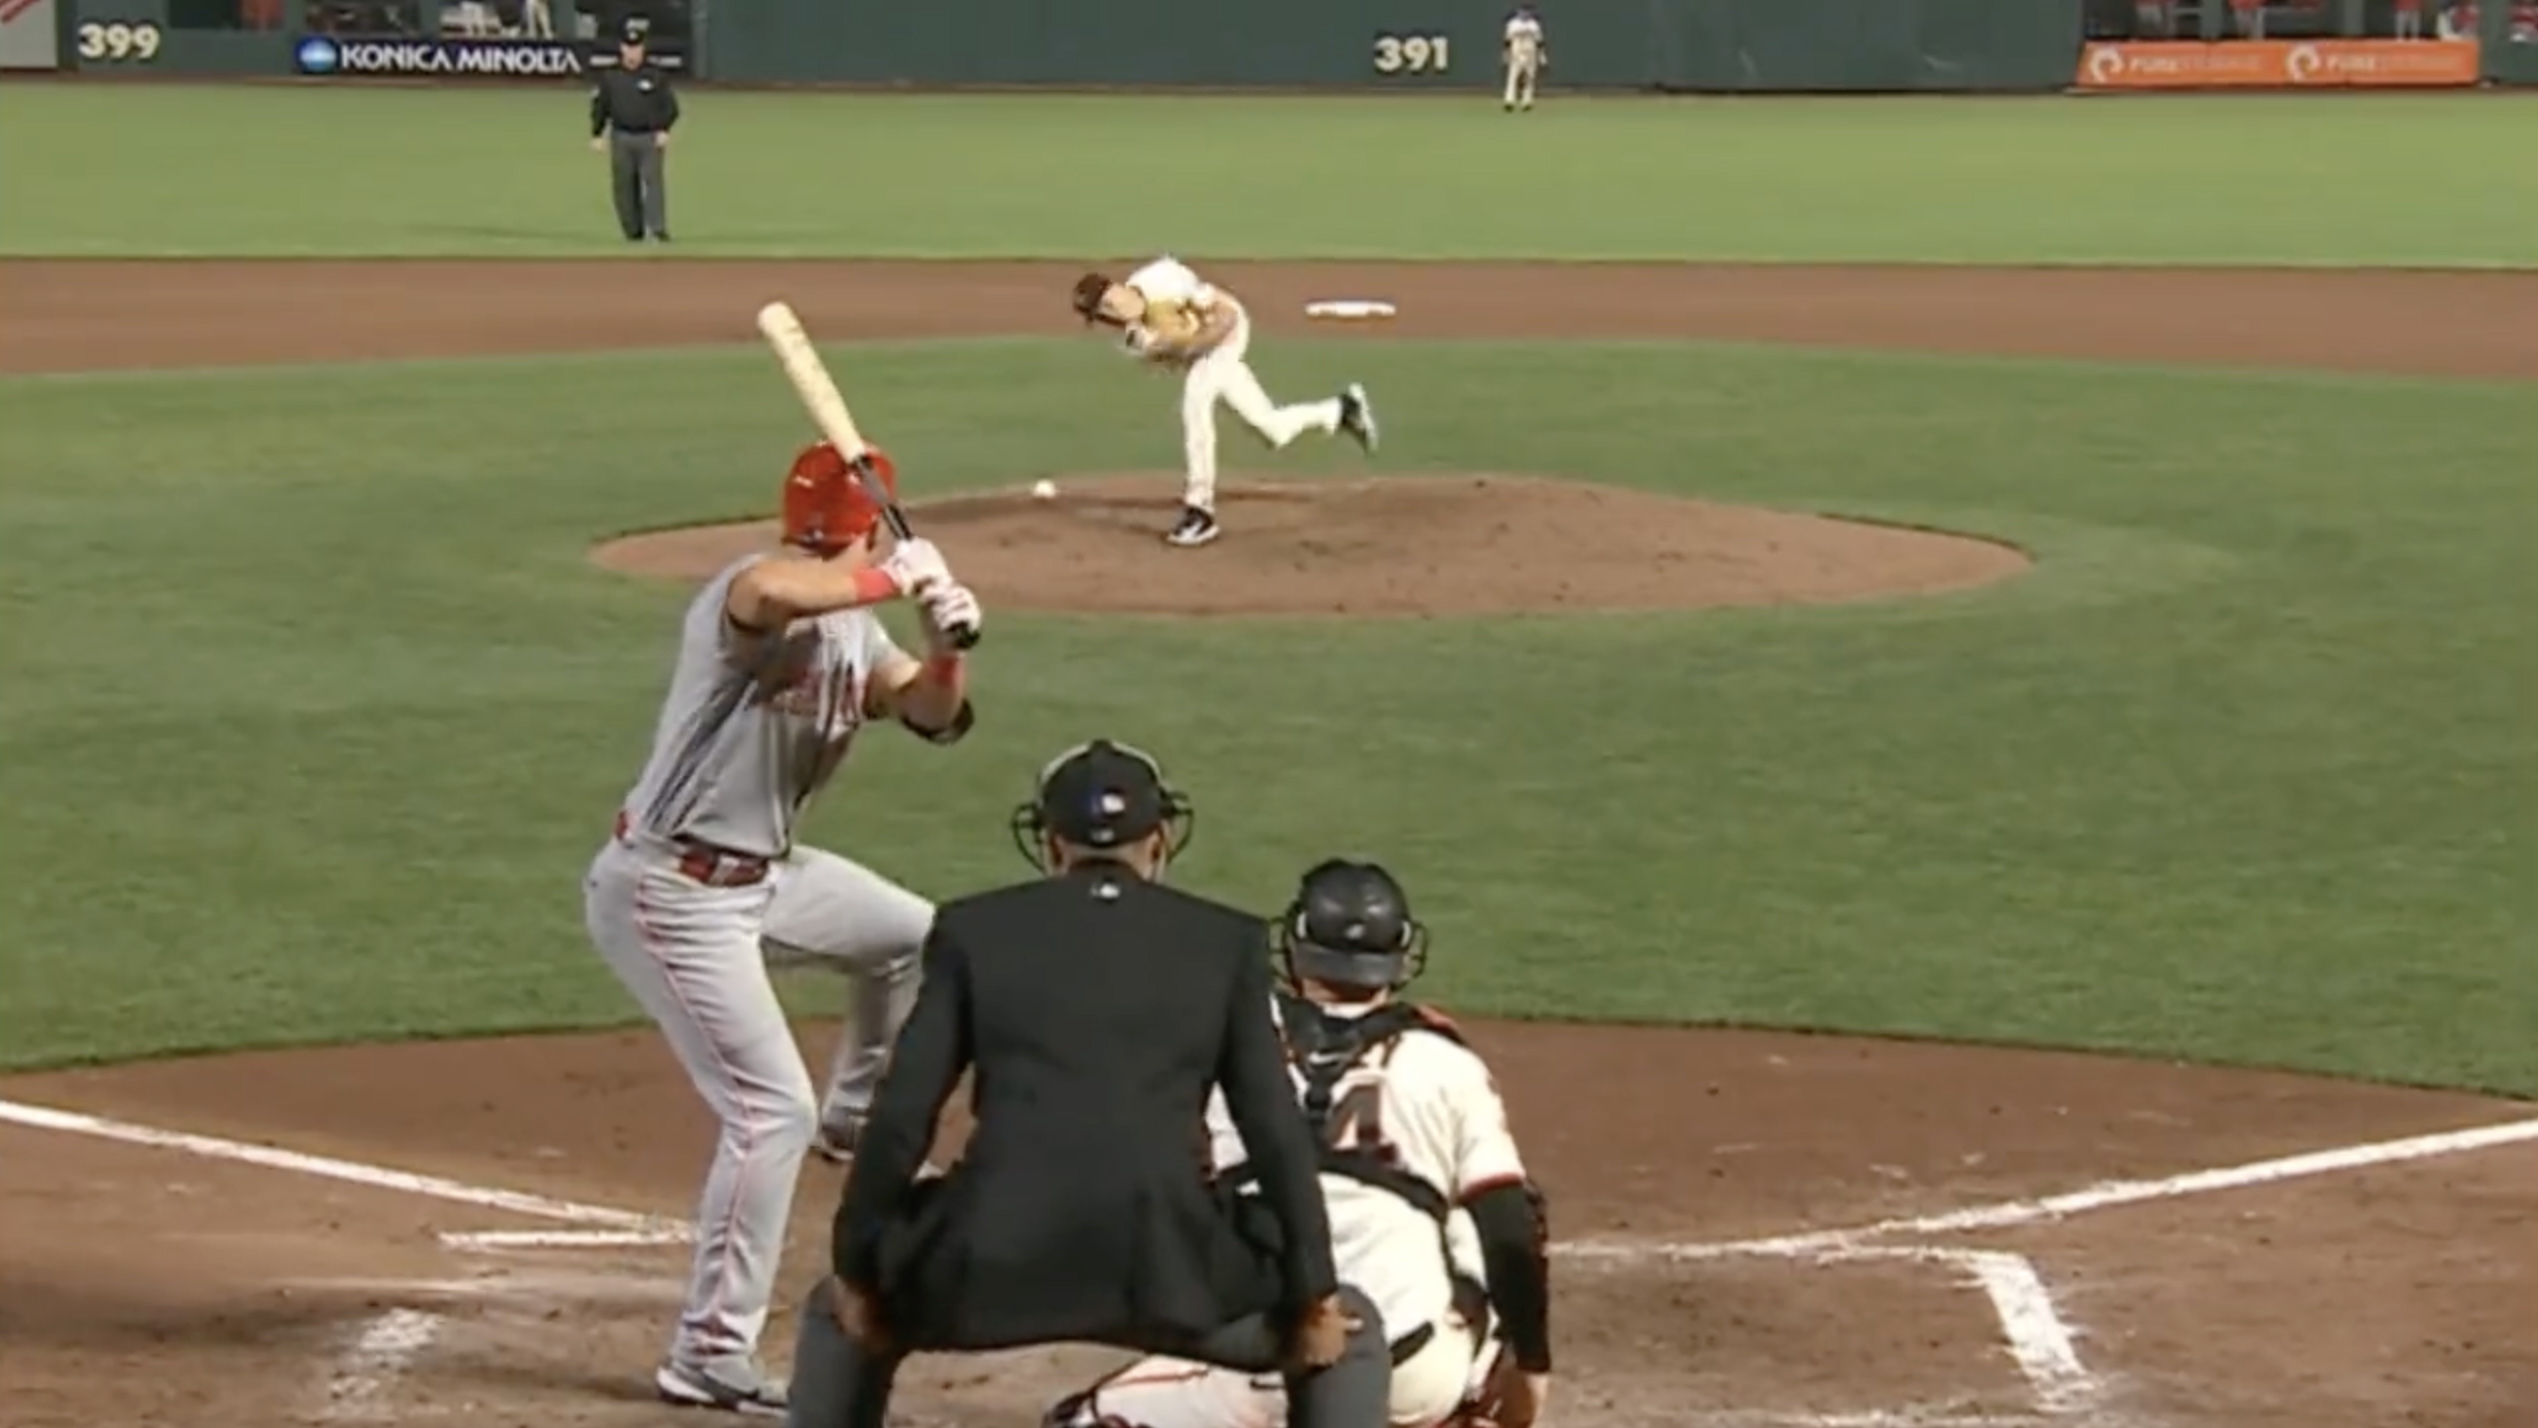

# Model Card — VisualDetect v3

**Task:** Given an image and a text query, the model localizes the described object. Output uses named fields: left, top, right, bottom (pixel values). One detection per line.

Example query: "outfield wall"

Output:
left=45, top=0, right=2538, bottom=87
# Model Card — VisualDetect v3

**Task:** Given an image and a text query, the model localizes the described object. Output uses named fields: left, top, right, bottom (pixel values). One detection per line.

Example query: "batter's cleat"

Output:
left=655, top=1358, right=787, bottom=1417
left=1165, top=505, right=1221, bottom=547
left=811, top=1116, right=861, bottom=1165
left=1338, top=383, right=1380, bottom=454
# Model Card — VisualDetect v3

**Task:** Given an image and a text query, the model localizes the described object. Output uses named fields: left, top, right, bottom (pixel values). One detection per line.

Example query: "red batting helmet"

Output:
left=781, top=441, right=897, bottom=554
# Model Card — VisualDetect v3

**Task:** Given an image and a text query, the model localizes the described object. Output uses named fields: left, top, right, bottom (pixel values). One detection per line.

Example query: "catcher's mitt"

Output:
left=1071, top=272, right=1123, bottom=327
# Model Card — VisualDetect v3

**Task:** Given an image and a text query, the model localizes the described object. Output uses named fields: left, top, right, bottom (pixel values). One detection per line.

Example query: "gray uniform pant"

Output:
left=609, top=129, right=666, bottom=238
left=783, top=1281, right=1393, bottom=1428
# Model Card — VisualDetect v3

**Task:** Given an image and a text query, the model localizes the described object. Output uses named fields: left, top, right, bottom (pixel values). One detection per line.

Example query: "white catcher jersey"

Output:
left=1203, top=1002, right=1527, bottom=1339
left=619, top=554, right=904, bottom=859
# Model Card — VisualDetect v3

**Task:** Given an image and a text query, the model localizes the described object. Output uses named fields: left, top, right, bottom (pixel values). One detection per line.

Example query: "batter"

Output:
left=581, top=440, right=984, bottom=1415
left=1070, top=257, right=1380, bottom=547
left=1043, top=860, right=1555, bottom=1428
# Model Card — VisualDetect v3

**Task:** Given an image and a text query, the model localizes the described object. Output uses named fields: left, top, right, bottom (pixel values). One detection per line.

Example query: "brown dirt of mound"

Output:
left=593, top=474, right=2030, bottom=618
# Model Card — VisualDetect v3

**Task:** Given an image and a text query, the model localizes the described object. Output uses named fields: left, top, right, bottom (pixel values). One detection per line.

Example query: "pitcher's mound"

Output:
left=594, top=473, right=2029, bottom=618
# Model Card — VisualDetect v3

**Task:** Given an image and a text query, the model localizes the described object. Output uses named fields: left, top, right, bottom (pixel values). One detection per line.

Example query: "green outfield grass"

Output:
left=1, top=337, right=2531, bottom=1092
left=1, top=84, right=2532, bottom=263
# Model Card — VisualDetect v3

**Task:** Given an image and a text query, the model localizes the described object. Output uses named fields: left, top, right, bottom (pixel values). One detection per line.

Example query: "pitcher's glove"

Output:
left=1071, top=273, right=1124, bottom=327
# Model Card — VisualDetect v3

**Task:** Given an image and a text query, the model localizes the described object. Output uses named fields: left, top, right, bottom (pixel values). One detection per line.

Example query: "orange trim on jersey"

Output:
left=1457, top=1172, right=1529, bottom=1203
left=1412, top=1005, right=1463, bottom=1035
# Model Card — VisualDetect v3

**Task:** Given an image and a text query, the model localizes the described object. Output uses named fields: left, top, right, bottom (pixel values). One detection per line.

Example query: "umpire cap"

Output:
left=1010, top=738, right=1195, bottom=867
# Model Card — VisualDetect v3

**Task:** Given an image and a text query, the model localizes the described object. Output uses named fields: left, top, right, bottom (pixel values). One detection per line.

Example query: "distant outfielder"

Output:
left=1072, top=256, right=1380, bottom=548
left=581, top=439, right=984, bottom=1415
left=1042, top=860, right=1555, bottom=1428
left=1502, top=5, right=1546, bottom=111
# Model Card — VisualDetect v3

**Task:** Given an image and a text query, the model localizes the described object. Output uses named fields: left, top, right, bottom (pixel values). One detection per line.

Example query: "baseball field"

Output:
left=1, top=82, right=2532, bottom=1428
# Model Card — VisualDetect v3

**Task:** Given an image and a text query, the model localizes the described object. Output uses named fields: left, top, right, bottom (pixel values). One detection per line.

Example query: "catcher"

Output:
left=1042, top=860, right=1553, bottom=1428
left=1070, top=257, right=1379, bottom=548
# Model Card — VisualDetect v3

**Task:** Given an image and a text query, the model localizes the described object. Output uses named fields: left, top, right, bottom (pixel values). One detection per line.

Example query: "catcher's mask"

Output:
left=1010, top=737, right=1195, bottom=872
left=1276, top=858, right=1428, bottom=994
left=781, top=441, right=897, bottom=556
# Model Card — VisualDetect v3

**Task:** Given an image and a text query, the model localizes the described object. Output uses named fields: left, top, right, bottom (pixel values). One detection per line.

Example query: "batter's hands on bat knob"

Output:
left=1283, top=1293, right=1362, bottom=1371
left=919, top=581, right=983, bottom=651
left=879, top=536, right=951, bottom=596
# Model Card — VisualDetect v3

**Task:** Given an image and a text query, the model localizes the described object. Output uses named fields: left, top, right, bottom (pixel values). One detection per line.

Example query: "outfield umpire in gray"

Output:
left=784, top=738, right=1391, bottom=1428
left=588, top=18, right=678, bottom=242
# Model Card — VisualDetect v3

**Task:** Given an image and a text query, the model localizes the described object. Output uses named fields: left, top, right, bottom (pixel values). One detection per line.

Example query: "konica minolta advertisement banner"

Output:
left=292, top=28, right=685, bottom=79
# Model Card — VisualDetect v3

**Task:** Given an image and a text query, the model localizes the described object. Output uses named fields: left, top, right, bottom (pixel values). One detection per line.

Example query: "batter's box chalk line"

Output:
left=317, top=1307, right=442, bottom=1425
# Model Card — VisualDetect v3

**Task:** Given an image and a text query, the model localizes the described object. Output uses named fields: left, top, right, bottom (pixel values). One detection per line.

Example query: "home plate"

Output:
left=1304, top=299, right=1399, bottom=320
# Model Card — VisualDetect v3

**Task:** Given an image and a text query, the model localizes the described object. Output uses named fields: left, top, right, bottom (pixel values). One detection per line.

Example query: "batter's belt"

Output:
left=612, top=810, right=774, bottom=888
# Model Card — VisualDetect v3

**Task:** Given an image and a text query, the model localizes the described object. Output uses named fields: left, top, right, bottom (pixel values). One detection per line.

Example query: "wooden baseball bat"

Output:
left=754, top=300, right=980, bottom=650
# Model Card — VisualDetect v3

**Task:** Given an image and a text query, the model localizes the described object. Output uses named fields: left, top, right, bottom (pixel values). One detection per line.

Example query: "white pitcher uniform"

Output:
left=1123, top=256, right=1352, bottom=520
left=1058, top=1003, right=1524, bottom=1428
left=582, top=553, right=933, bottom=1369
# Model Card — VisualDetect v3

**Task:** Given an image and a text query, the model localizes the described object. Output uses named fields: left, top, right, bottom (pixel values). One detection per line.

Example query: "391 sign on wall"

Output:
left=1373, top=31, right=1451, bottom=75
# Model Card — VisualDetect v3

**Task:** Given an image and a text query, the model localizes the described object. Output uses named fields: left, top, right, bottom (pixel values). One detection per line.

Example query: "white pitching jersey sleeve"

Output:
left=617, top=555, right=905, bottom=859
left=1125, top=255, right=1219, bottom=309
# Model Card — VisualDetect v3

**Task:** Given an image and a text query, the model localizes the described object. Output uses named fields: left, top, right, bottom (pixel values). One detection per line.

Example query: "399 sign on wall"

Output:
left=76, top=19, right=163, bottom=62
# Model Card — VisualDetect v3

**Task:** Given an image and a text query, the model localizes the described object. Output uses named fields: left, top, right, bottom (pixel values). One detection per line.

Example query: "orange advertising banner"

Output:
left=2077, top=39, right=2482, bottom=89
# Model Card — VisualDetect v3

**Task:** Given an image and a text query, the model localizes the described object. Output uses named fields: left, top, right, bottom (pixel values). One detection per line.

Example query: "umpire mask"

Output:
left=1276, top=858, right=1428, bottom=993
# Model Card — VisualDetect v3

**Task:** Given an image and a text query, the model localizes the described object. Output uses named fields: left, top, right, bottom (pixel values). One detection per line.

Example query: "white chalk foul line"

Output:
left=438, top=1227, right=691, bottom=1252
left=320, top=1308, right=442, bottom=1423
left=1557, top=1112, right=2538, bottom=1262
left=0, top=1096, right=683, bottom=1235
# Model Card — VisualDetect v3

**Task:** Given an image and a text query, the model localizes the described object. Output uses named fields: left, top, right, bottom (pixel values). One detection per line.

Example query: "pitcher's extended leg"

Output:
left=1211, top=355, right=1343, bottom=452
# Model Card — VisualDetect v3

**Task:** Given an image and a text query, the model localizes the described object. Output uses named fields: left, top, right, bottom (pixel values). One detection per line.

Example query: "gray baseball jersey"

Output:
left=621, top=555, right=904, bottom=859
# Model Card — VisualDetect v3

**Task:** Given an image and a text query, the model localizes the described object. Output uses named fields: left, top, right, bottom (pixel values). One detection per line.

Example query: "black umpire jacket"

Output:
left=833, top=864, right=1340, bottom=1352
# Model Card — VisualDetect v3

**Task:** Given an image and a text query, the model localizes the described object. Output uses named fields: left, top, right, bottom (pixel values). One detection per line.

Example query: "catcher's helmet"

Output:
left=782, top=441, right=897, bottom=555
left=1010, top=737, right=1195, bottom=870
left=1277, top=859, right=1427, bottom=993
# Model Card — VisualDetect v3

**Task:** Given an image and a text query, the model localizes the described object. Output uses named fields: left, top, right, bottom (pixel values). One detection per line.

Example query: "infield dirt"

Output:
left=2, top=257, right=2530, bottom=1428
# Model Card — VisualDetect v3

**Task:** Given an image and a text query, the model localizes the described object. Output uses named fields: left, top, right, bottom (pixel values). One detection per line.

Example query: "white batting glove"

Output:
left=879, top=536, right=952, bottom=596
left=919, top=581, right=983, bottom=649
